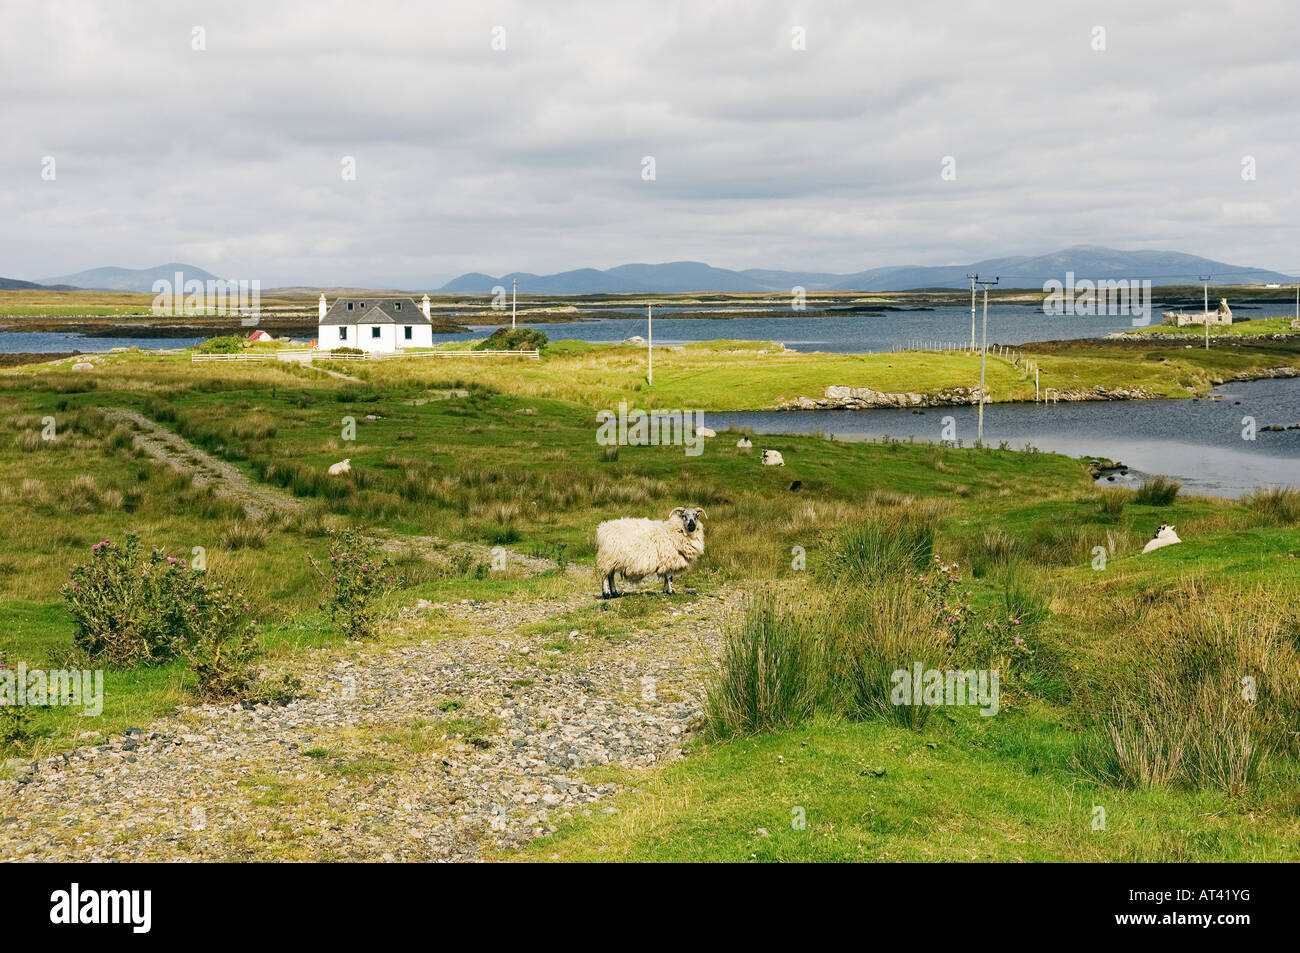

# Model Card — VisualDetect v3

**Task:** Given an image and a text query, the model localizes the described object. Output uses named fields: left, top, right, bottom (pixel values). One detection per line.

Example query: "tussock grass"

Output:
left=1134, top=475, right=1181, bottom=506
left=822, top=511, right=935, bottom=584
left=1096, top=488, right=1129, bottom=519
left=1077, top=580, right=1300, bottom=796
left=706, top=586, right=822, bottom=736
left=1244, top=486, right=1300, bottom=525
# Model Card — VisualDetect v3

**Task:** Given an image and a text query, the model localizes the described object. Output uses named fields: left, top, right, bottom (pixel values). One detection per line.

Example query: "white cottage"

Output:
left=316, top=294, right=436, bottom=353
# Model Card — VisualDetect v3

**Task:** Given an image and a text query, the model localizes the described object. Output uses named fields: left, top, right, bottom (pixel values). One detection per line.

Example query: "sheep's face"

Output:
left=670, top=506, right=706, bottom=535
left=1155, top=523, right=1174, bottom=538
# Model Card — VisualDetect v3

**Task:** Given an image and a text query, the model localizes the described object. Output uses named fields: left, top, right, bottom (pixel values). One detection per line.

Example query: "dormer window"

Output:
left=346, top=302, right=353, bottom=311
left=394, top=302, right=401, bottom=311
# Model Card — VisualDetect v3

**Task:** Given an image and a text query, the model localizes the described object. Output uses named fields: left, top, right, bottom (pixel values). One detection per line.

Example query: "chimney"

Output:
left=318, top=293, right=327, bottom=322
left=421, top=294, right=431, bottom=319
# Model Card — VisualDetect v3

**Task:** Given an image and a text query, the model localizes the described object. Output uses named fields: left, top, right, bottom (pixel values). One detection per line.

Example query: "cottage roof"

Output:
left=320, top=298, right=430, bottom=326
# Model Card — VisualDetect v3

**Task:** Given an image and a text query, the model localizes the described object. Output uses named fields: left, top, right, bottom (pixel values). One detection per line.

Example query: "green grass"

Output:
left=3, top=341, right=1300, bottom=861
left=515, top=712, right=1300, bottom=862
left=1125, top=316, right=1300, bottom=337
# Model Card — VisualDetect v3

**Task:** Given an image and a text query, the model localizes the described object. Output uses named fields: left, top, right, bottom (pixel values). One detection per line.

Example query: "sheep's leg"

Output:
left=602, top=571, right=621, bottom=599
left=663, top=573, right=674, bottom=595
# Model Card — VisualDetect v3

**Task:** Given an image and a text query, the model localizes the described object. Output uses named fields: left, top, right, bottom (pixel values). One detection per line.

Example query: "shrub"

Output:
left=706, top=588, right=822, bottom=736
left=196, top=335, right=245, bottom=354
left=308, top=528, right=394, bottom=639
left=1134, top=475, right=1180, bottom=506
left=180, top=583, right=261, bottom=700
left=474, top=327, right=548, bottom=353
left=60, top=536, right=260, bottom=693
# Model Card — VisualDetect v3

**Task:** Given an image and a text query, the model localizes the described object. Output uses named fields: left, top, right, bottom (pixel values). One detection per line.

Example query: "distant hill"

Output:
left=38, top=263, right=223, bottom=293
left=0, top=277, right=79, bottom=291
left=437, top=246, right=1296, bottom=294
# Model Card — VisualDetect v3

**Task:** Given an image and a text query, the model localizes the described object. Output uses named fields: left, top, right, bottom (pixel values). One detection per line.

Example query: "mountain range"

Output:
left=12, top=247, right=1296, bottom=294
left=435, top=247, right=1295, bottom=294
left=37, top=263, right=223, bottom=293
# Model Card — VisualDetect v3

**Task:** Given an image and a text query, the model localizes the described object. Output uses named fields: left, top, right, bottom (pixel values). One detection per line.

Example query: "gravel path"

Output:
left=97, top=406, right=304, bottom=519
left=0, top=585, right=728, bottom=861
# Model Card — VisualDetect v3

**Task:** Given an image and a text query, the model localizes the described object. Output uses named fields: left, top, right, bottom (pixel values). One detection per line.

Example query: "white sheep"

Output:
left=695, top=426, right=717, bottom=438
left=761, top=449, right=785, bottom=466
left=1141, top=524, right=1181, bottom=554
left=595, top=506, right=706, bottom=598
left=327, top=458, right=352, bottom=476
left=736, top=437, right=752, bottom=449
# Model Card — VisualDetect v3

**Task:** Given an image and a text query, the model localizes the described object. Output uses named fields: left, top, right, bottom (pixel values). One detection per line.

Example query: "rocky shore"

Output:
left=777, top=382, right=1159, bottom=410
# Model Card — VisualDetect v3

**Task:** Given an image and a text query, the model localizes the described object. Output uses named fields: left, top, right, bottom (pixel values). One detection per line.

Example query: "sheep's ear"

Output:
left=695, top=509, right=707, bottom=521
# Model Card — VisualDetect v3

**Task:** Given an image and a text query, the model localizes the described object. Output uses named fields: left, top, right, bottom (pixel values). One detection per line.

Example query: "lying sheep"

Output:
left=596, top=506, right=706, bottom=598
left=327, top=458, right=352, bottom=476
left=695, top=426, right=717, bottom=438
left=761, top=449, right=784, bottom=466
left=736, top=437, right=752, bottom=449
left=1141, top=523, right=1181, bottom=554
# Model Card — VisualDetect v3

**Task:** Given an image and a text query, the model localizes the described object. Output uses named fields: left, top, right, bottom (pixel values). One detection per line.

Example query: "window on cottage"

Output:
left=347, top=302, right=353, bottom=311
left=404, top=326, right=412, bottom=340
left=394, top=302, right=401, bottom=311
left=340, top=327, right=348, bottom=340
left=372, top=327, right=381, bottom=339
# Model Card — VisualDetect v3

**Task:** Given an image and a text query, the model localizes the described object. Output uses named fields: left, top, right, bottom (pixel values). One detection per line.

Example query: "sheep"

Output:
left=327, top=458, right=352, bottom=476
left=695, top=426, right=717, bottom=438
left=736, top=437, right=752, bottom=449
left=595, top=506, right=706, bottom=598
left=1141, top=523, right=1181, bottom=554
left=761, top=449, right=785, bottom=466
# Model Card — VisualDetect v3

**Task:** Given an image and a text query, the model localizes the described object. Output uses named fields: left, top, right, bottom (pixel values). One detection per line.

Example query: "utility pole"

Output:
left=967, top=274, right=978, bottom=351
left=1198, top=274, right=1211, bottom=349
left=511, top=278, right=517, bottom=329
left=977, top=276, right=999, bottom=446
left=647, top=304, right=653, bottom=385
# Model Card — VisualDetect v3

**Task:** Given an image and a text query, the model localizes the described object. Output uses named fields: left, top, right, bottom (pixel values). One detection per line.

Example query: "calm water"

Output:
left=2, top=302, right=1289, bottom=354
left=707, top=378, right=1300, bottom=498
left=0, top=331, right=204, bottom=352
left=430, top=306, right=1133, bottom=352
left=428, top=302, right=1291, bottom=353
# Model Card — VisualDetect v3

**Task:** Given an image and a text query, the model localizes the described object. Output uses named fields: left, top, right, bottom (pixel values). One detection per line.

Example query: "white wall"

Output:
left=356, top=323, right=396, bottom=353
left=317, top=323, right=430, bottom=351
left=317, top=324, right=356, bottom=349
left=397, top=324, right=433, bottom=348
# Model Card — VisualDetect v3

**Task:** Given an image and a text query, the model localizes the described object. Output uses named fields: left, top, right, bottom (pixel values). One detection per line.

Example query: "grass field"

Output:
left=2, top=340, right=1298, bottom=861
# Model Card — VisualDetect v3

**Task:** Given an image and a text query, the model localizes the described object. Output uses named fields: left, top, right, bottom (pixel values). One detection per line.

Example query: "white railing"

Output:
left=190, top=353, right=276, bottom=362
left=387, top=349, right=540, bottom=360
left=193, top=348, right=541, bottom=363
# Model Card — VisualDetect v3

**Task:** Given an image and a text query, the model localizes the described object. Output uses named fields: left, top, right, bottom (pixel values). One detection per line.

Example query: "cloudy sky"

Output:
left=3, top=0, right=1298, bottom=287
